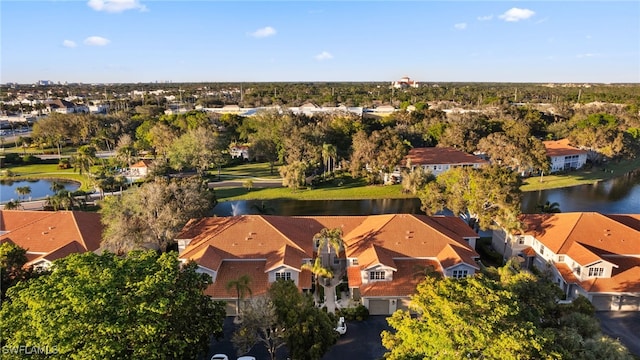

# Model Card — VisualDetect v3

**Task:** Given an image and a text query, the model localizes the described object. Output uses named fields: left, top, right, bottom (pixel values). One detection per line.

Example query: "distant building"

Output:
left=391, top=76, right=419, bottom=89
left=229, top=145, right=250, bottom=160
left=543, top=139, right=588, bottom=173
left=403, top=147, right=488, bottom=176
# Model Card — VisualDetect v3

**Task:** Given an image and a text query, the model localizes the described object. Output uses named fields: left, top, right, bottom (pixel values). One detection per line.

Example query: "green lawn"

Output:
left=213, top=161, right=281, bottom=179
left=214, top=178, right=412, bottom=201
left=1, top=163, right=93, bottom=190
left=521, top=157, right=640, bottom=192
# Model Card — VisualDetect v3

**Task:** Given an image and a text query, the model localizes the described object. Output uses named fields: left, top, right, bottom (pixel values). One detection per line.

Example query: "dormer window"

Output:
left=588, top=267, right=604, bottom=277
left=369, top=271, right=385, bottom=280
left=275, top=272, right=291, bottom=281
left=452, top=269, right=468, bottom=279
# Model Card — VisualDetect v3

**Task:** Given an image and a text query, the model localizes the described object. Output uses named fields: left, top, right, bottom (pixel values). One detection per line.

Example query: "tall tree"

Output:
left=0, top=251, right=226, bottom=360
left=14, top=186, right=31, bottom=201
left=419, top=165, right=522, bottom=231
left=231, top=296, right=286, bottom=360
left=100, top=176, right=215, bottom=253
left=226, top=274, right=253, bottom=317
left=268, top=280, right=338, bottom=360
left=167, top=126, right=226, bottom=175
left=0, top=242, right=34, bottom=301
left=72, top=144, right=97, bottom=177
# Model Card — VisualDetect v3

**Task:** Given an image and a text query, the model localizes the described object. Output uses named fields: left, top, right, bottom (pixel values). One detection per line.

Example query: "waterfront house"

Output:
left=176, top=214, right=479, bottom=315
left=543, top=139, right=588, bottom=173
left=402, top=147, right=489, bottom=176
left=493, top=212, right=640, bottom=311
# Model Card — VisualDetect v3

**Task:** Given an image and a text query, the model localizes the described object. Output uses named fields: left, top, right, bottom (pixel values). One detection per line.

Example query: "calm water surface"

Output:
left=0, top=179, right=80, bottom=203
left=213, top=171, right=640, bottom=216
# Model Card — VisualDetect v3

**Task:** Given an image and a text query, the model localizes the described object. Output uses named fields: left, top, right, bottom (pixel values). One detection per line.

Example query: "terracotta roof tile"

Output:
left=0, top=210, right=102, bottom=265
left=403, top=147, right=488, bottom=167
left=359, top=259, right=440, bottom=297
left=543, top=139, right=587, bottom=157
left=209, top=260, right=270, bottom=298
left=359, top=244, right=397, bottom=270
left=347, top=266, right=362, bottom=287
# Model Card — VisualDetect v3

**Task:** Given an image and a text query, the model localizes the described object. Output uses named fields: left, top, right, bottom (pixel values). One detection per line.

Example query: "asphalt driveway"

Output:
left=205, top=316, right=391, bottom=360
left=596, top=311, right=640, bottom=357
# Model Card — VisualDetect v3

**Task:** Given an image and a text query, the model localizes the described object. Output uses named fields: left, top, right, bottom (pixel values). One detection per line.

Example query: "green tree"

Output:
left=71, top=144, right=97, bottom=177
left=167, top=126, right=225, bottom=176
left=0, top=250, right=226, bottom=360
left=269, top=280, right=338, bottom=360
left=419, top=165, right=522, bottom=231
left=0, top=242, right=34, bottom=301
left=401, top=163, right=433, bottom=195
left=14, top=185, right=31, bottom=201
left=231, top=296, right=286, bottom=360
left=226, top=274, right=253, bottom=317
left=279, top=160, right=308, bottom=191
left=537, top=201, right=561, bottom=213
left=99, top=177, right=215, bottom=253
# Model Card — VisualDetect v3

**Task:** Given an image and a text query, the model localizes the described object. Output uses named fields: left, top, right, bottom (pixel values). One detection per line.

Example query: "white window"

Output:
left=517, top=236, right=525, bottom=245
left=558, top=255, right=565, bottom=262
left=275, top=272, right=291, bottom=281
left=452, top=269, right=468, bottom=279
left=369, top=271, right=385, bottom=280
left=588, top=267, right=604, bottom=277
left=539, top=244, right=545, bottom=255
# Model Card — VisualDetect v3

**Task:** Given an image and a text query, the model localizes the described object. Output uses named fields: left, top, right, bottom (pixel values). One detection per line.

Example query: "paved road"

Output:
left=596, top=311, right=640, bottom=357
left=205, top=316, right=390, bottom=360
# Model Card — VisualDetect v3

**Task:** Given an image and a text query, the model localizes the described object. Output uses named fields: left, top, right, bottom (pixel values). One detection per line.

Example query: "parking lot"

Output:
left=205, top=316, right=391, bottom=360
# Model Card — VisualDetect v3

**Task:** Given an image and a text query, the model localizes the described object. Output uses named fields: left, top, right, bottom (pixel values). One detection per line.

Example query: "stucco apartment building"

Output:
left=543, top=139, right=588, bottom=173
left=403, top=147, right=489, bottom=176
left=176, top=214, right=480, bottom=315
left=493, top=212, right=640, bottom=311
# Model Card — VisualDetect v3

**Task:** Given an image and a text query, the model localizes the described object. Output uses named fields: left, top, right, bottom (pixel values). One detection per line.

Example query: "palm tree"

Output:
left=3, top=200, right=21, bottom=210
left=226, top=275, right=252, bottom=317
left=321, top=143, right=337, bottom=179
left=72, top=145, right=97, bottom=177
left=313, top=227, right=344, bottom=268
left=50, top=181, right=65, bottom=194
left=15, top=186, right=31, bottom=201
left=301, top=257, right=334, bottom=302
left=537, top=201, right=561, bottom=214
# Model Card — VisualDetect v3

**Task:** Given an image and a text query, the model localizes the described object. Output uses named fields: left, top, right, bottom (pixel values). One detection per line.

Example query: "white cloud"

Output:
left=499, top=8, right=535, bottom=22
left=314, top=51, right=333, bottom=61
left=477, top=15, right=493, bottom=21
left=454, top=23, right=467, bottom=30
left=87, top=0, right=147, bottom=13
left=577, top=53, right=601, bottom=58
left=84, top=36, right=111, bottom=46
left=249, top=26, right=277, bottom=38
left=63, top=40, right=77, bottom=48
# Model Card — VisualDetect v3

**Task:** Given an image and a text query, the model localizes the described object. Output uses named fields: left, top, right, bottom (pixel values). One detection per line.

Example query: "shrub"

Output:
left=22, top=154, right=40, bottom=164
left=336, top=304, right=369, bottom=321
left=3, top=153, right=21, bottom=165
left=58, top=159, right=71, bottom=169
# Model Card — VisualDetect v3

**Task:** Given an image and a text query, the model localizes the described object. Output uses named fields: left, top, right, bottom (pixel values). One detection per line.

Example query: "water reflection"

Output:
left=0, top=179, right=81, bottom=203
left=213, top=171, right=640, bottom=217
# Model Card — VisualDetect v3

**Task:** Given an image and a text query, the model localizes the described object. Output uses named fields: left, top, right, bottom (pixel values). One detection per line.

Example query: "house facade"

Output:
left=543, top=139, right=588, bottom=173
left=403, top=147, right=489, bottom=176
left=177, top=214, right=480, bottom=315
left=0, top=210, right=103, bottom=270
left=493, top=212, right=640, bottom=311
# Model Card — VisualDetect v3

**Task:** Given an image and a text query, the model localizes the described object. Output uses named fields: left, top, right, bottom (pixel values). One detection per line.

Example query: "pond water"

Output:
left=212, top=170, right=640, bottom=216
left=0, top=179, right=81, bottom=203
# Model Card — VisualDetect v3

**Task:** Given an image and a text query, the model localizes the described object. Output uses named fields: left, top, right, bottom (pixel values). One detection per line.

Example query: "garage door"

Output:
left=620, top=295, right=640, bottom=311
left=591, top=295, right=613, bottom=311
left=368, top=299, right=389, bottom=315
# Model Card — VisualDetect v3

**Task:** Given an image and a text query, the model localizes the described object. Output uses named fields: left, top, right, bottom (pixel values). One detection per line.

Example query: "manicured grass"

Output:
left=214, top=161, right=281, bottom=179
left=214, top=178, right=412, bottom=201
left=521, top=157, right=640, bottom=192
left=1, top=163, right=93, bottom=190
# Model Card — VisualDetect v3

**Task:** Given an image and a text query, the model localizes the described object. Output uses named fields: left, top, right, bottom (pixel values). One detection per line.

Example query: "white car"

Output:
left=237, top=357, right=257, bottom=360
left=335, top=316, right=347, bottom=335
left=210, top=355, right=229, bottom=360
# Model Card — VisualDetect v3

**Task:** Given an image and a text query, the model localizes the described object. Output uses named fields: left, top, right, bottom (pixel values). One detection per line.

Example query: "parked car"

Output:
left=335, top=316, right=347, bottom=335
left=237, top=357, right=257, bottom=360
left=210, top=354, right=229, bottom=360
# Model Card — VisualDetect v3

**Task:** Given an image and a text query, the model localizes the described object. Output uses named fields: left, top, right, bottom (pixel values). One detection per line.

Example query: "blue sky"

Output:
left=1, top=1, right=639, bottom=84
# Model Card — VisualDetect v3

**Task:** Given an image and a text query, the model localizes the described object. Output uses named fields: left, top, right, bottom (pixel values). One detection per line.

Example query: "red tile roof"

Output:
left=403, top=147, right=488, bottom=167
left=359, top=259, right=440, bottom=297
left=543, top=139, right=587, bottom=157
left=0, top=210, right=102, bottom=265
left=130, top=159, right=153, bottom=168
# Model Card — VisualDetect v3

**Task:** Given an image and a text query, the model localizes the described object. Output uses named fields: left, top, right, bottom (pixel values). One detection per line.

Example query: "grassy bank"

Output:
left=214, top=179, right=411, bottom=201
left=1, top=163, right=91, bottom=190
left=521, top=157, right=640, bottom=192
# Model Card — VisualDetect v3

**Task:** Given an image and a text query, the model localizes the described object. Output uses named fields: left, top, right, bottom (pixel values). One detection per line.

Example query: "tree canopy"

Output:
left=0, top=250, right=226, bottom=360
left=382, top=264, right=633, bottom=360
